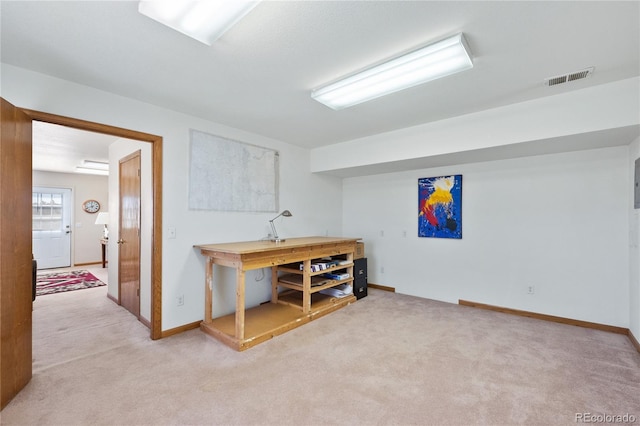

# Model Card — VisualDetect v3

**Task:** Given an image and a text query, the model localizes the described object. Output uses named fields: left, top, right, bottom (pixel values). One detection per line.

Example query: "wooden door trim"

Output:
left=22, top=109, right=163, bottom=340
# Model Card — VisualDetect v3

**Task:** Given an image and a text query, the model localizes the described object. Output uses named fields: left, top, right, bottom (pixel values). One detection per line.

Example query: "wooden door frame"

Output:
left=22, top=109, right=163, bottom=340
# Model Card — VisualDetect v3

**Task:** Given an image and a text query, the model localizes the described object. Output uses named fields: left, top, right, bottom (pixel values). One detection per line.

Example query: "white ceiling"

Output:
left=2, top=1, right=639, bottom=172
left=32, top=121, right=119, bottom=174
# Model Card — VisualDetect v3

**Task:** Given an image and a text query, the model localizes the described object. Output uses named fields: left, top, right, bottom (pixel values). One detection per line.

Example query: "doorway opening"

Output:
left=25, top=109, right=163, bottom=340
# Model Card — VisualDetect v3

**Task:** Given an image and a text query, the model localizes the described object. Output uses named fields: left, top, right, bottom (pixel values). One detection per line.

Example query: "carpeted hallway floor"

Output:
left=1, top=284, right=639, bottom=425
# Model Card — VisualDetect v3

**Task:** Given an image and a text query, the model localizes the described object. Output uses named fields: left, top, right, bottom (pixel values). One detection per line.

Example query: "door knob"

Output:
left=117, top=239, right=125, bottom=245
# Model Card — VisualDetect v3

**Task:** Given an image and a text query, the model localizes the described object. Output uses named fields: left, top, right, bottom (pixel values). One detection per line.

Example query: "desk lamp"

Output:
left=269, top=210, right=292, bottom=243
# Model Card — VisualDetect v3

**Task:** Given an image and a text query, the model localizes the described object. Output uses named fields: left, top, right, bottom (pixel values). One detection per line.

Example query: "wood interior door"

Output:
left=0, top=97, right=33, bottom=409
left=118, top=151, right=141, bottom=318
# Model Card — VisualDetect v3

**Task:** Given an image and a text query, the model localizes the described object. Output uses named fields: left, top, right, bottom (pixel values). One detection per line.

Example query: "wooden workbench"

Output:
left=195, top=236, right=359, bottom=351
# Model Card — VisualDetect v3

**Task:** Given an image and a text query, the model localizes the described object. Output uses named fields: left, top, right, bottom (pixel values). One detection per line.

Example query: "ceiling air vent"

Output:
left=544, top=67, right=594, bottom=86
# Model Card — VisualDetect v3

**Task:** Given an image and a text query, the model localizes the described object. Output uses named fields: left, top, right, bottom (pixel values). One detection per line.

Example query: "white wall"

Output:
left=629, top=137, right=640, bottom=337
left=2, top=64, right=343, bottom=331
left=344, top=147, right=630, bottom=327
left=32, top=170, right=108, bottom=265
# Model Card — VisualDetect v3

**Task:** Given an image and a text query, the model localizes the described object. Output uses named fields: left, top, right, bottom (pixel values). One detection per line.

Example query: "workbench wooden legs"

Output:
left=235, top=269, right=246, bottom=340
left=204, top=257, right=214, bottom=324
left=203, top=260, right=247, bottom=340
left=271, top=267, right=279, bottom=304
left=302, top=259, right=311, bottom=314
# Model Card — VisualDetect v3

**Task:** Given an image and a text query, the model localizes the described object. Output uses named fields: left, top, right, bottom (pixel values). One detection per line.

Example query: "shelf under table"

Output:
left=201, top=292, right=355, bottom=351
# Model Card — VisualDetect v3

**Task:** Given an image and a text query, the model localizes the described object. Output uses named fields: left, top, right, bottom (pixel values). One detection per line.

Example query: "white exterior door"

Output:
left=32, top=187, right=72, bottom=269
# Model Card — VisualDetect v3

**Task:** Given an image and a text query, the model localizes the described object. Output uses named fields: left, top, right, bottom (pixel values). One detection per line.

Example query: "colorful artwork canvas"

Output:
left=418, top=175, right=462, bottom=239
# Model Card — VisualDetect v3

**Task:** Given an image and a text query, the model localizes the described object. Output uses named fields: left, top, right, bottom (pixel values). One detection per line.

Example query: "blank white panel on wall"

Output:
left=188, top=129, right=279, bottom=212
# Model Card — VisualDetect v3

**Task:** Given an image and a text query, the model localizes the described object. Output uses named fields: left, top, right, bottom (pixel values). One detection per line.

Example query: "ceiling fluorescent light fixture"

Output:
left=83, top=160, right=109, bottom=171
left=76, top=167, right=109, bottom=176
left=138, top=0, right=261, bottom=45
left=311, top=33, right=473, bottom=110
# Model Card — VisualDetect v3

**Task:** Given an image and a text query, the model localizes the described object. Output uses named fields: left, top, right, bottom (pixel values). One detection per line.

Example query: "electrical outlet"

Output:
left=527, top=286, right=535, bottom=295
left=380, top=266, right=385, bottom=274
left=177, top=294, right=184, bottom=306
left=167, top=226, right=176, bottom=239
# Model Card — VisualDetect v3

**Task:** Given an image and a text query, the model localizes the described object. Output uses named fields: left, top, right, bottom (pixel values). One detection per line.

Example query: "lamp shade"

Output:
left=94, top=212, right=109, bottom=225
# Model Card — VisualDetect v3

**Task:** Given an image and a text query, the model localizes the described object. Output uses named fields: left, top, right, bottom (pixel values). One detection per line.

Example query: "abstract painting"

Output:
left=418, top=175, right=462, bottom=239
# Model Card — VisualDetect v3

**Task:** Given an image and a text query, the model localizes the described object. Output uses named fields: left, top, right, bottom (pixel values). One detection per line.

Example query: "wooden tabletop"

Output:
left=195, top=236, right=359, bottom=255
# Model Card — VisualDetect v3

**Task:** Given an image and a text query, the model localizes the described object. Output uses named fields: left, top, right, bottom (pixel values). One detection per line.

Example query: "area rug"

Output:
left=36, top=270, right=106, bottom=296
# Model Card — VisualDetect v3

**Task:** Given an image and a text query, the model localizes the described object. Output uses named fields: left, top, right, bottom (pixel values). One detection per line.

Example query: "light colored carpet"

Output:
left=1, top=284, right=639, bottom=425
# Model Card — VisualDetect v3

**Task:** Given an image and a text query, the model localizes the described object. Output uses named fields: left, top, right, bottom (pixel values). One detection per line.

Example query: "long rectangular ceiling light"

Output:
left=76, top=167, right=109, bottom=176
left=138, top=1, right=261, bottom=45
left=83, top=160, right=109, bottom=171
left=311, top=33, right=473, bottom=110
